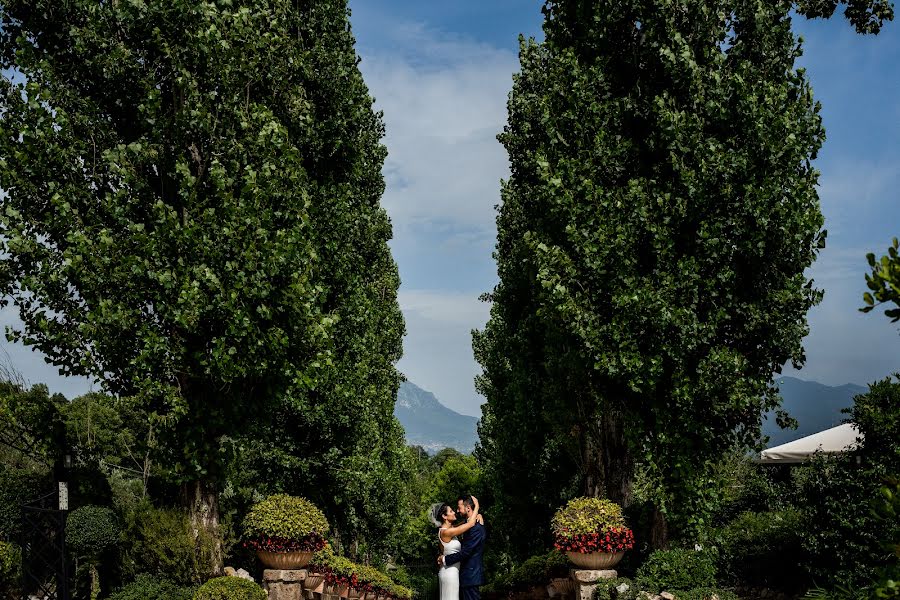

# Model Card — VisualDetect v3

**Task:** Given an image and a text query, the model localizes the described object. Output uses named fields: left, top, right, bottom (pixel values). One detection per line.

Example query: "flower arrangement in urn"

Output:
left=551, top=497, right=635, bottom=569
left=243, top=494, right=329, bottom=569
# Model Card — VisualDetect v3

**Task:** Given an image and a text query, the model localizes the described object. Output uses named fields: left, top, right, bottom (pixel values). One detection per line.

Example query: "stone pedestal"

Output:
left=570, top=569, right=617, bottom=600
left=263, top=569, right=307, bottom=600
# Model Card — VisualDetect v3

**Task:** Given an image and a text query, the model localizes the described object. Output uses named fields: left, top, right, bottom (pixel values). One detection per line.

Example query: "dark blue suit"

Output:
left=445, top=522, right=486, bottom=600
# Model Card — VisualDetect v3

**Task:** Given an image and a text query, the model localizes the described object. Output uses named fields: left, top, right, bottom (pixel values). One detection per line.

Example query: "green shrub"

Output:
left=308, top=544, right=338, bottom=571
left=0, top=541, right=22, bottom=599
left=552, top=497, right=627, bottom=537
left=243, top=494, right=328, bottom=541
left=592, top=577, right=637, bottom=600
left=355, top=564, right=394, bottom=593
left=793, top=377, right=900, bottom=592
left=635, top=549, right=716, bottom=592
left=675, top=588, right=739, bottom=600
left=794, top=455, right=895, bottom=589
left=120, top=503, right=218, bottom=586
left=107, top=574, right=194, bottom=600
left=193, top=576, right=267, bottom=600
left=543, top=549, right=569, bottom=579
left=509, top=554, right=549, bottom=589
left=0, top=468, right=48, bottom=539
left=65, top=505, right=119, bottom=558
left=709, top=453, right=782, bottom=526
left=713, top=509, right=806, bottom=590
left=503, top=550, right=570, bottom=591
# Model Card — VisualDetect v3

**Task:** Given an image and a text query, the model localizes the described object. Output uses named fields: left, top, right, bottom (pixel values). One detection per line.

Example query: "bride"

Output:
left=432, top=496, right=482, bottom=600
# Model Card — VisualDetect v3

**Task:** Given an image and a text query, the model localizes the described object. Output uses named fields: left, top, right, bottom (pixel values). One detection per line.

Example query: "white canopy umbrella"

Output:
left=758, top=423, right=862, bottom=464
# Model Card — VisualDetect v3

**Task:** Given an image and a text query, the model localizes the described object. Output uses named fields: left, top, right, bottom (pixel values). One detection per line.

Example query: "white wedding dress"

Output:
left=439, top=528, right=461, bottom=600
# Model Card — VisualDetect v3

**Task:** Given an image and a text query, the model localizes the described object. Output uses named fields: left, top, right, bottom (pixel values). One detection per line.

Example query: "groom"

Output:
left=438, top=495, right=486, bottom=600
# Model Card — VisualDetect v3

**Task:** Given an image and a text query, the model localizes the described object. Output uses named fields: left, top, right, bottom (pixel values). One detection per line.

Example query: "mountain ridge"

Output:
left=394, top=381, right=479, bottom=453
left=394, top=375, right=868, bottom=454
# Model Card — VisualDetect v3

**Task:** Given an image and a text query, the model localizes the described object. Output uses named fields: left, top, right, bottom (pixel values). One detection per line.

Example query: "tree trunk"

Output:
left=181, top=479, right=223, bottom=577
left=583, top=408, right=634, bottom=507
left=649, top=504, right=669, bottom=550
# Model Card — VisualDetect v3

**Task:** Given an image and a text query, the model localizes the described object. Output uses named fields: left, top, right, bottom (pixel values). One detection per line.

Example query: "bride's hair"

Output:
left=430, top=503, right=450, bottom=528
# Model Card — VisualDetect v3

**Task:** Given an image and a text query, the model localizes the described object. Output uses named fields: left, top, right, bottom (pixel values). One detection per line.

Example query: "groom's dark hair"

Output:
left=457, top=495, right=476, bottom=510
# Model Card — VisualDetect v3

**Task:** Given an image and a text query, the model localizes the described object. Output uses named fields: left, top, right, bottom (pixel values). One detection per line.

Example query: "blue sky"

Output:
left=2, top=2, right=899, bottom=417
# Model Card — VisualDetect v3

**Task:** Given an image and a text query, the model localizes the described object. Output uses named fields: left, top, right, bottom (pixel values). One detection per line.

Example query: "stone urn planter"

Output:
left=257, top=549, right=314, bottom=569
left=565, top=551, right=624, bottom=570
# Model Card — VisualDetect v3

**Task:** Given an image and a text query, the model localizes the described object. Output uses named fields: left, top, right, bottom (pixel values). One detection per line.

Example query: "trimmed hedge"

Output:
left=635, top=549, right=717, bottom=592
left=194, top=576, right=267, bottom=600
left=65, top=505, right=119, bottom=558
left=107, top=574, right=194, bottom=600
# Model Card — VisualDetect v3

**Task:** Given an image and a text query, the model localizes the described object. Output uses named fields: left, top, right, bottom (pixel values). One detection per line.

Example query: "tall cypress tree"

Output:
left=476, top=0, right=890, bottom=551
left=0, top=0, right=404, bottom=569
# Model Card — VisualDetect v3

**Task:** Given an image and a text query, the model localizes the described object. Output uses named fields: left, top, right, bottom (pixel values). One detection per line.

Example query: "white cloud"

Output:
left=397, top=289, right=491, bottom=417
left=361, top=23, right=516, bottom=231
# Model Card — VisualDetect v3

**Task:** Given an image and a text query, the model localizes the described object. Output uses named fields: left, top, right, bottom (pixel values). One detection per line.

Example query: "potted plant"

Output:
left=304, top=544, right=337, bottom=592
left=322, top=554, right=357, bottom=597
left=551, top=497, right=635, bottom=570
left=243, top=494, right=329, bottom=569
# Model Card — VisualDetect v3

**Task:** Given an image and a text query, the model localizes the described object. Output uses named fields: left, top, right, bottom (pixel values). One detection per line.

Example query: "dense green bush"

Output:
left=592, top=578, right=638, bottom=600
left=243, top=494, right=329, bottom=541
left=635, top=549, right=717, bottom=592
left=107, top=574, right=194, bottom=600
left=194, top=576, right=267, bottom=600
left=873, top=480, right=900, bottom=599
left=65, top=505, right=119, bottom=557
left=787, top=377, right=900, bottom=592
left=0, top=541, right=22, bottom=599
left=543, top=549, right=569, bottom=579
left=119, top=503, right=218, bottom=586
left=675, top=588, right=739, bottom=600
left=0, top=468, right=48, bottom=539
left=489, top=550, right=570, bottom=593
left=709, top=453, right=782, bottom=526
left=713, top=509, right=807, bottom=590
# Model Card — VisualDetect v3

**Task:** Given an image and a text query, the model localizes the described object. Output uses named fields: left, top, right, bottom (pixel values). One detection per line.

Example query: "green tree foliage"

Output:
left=475, top=0, right=841, bottom=550
left=795, top=0, right=894, bottom=33
left=0, top=381, right=66, bottom=470
left=0, top=0, right=404, bottom=565
left=796, top=378, right=900, bottom=589
left=863, top=237, right=900, bottom=322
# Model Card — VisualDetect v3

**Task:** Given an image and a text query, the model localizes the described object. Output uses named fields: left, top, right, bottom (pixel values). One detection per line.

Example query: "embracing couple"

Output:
left=433, top=495, right=486, bottom=600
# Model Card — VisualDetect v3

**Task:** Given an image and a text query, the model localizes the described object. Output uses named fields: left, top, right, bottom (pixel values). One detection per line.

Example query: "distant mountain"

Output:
left=394, top=382, right=479, bottom=454
left=763, top=376, right=867, bottom=447
left=395, top=376, right=865, bottom=453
